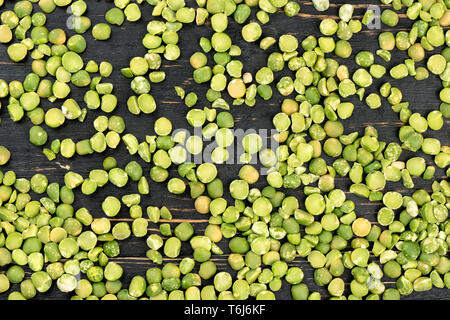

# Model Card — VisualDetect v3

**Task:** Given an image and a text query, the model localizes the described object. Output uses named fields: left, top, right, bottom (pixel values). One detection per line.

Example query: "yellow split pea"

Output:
left=238, top=165, right=259, bottom=184
left=195, top=195, right=211, bottom=214
left=0, top=25, right=12, bottom=43
left=204, top=224, right=222, bottom=243
left=49, top=28, right=67, bottom=45
left=352, top=218, right=371, bottom=237
left=281, top=98, right=299, bottom=116
left=227, top=79, right=246, bottom=98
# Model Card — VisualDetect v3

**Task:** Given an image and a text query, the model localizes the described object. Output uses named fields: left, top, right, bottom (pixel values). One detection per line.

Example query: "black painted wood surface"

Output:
left=0, top=0, right=449, bottom=300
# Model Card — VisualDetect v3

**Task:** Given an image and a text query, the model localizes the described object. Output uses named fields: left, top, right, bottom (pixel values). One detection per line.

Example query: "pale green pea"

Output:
left=427, top=111, right=443, bottom=130
left=406, top=157, right=426, bottom=176
left=102, top=196, right=121, bottom=217
left=109, top=168, right=128, bottom=188
left=92, top=23, right=111, bottom=40
left=0, top=146, right=11, bottom=166
left=132, top=218, right=148, bottom=238
left=428, top=54, right=446, bottom=75
left=320, top=19, right=338, bottom=36
left=112, top=222, right=131, bottom=241
left=31, top=271, right=52, bottom=293
left=242, top=23, right=262, bottom=42
left=214, top=272, right=232, bottom=292
left=312, top=0, right=329, bottom=12
left=164, top=237, right=182, bottom=258
left=7, top=43, right=27, bottom=62
left=167, top=178, right=186, bottom=195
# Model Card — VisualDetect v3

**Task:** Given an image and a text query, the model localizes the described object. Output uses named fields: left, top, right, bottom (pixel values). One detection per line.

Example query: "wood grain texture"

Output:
left=0, top=0, right=449, bottom=300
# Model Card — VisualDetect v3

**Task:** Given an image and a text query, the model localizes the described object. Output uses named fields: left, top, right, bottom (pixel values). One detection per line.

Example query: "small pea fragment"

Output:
left=0, top=146, right=11, bottom=165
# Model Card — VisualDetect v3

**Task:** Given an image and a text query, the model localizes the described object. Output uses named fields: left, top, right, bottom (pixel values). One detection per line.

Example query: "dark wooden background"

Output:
left=0, top=0, right=448, bottom=300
